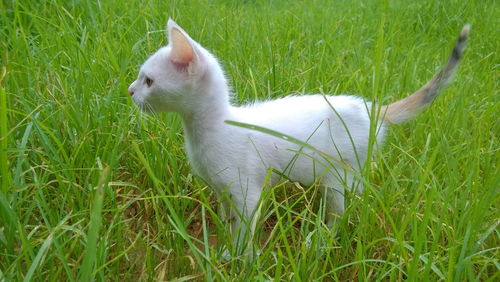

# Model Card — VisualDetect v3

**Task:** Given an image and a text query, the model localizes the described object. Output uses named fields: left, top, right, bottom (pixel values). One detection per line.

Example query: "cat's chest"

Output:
left=185, top=142, right=210, bottom=178
left=183, top=129, right=269, bottom=188
left=184, top=136, right=227, bottom=184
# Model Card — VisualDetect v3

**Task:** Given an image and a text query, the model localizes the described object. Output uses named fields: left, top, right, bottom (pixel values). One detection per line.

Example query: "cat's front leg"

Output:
left=223, top=183, right=262, bottom=258
left=213, top=188, right=233, bottom=223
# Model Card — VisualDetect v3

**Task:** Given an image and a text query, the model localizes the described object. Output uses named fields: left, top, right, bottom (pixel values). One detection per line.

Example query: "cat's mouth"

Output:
left=135, top=102, right=157, bottom=114
left=131, top=96, right=157, bottom=113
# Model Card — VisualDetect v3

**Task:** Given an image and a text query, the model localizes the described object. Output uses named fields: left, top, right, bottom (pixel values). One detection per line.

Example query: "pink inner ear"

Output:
left=170, top=28, right=194, bottom=65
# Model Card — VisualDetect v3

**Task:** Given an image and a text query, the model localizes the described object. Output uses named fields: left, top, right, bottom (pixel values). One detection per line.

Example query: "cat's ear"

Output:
left=166, top=19, right=200, bottom=71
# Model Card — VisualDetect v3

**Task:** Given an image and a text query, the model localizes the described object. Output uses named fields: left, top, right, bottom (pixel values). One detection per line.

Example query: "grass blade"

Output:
left=79, top=166, right=110, bottom=281
left=0, top=67, right=11, bottom=193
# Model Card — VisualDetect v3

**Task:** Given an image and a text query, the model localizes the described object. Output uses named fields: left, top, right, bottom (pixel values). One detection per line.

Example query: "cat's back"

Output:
left=227, top=94, right=379, bottom=176
left=234, top=94, right=371, bottom=132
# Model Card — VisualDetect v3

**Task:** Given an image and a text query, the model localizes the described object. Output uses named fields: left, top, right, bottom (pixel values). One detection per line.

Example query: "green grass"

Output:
left=1, top=0, right=498, bottom=280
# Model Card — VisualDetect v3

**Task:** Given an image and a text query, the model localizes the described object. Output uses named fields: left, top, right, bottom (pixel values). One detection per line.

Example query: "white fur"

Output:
left=129, top=20, right=386, bottom=252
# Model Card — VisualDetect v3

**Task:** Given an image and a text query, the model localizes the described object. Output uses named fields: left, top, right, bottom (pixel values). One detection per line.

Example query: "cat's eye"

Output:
left=145, top=77, right=153, bottom=87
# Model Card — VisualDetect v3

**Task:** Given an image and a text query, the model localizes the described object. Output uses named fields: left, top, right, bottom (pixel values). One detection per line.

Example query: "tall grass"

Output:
left=0, top=0, right=498, bottom=280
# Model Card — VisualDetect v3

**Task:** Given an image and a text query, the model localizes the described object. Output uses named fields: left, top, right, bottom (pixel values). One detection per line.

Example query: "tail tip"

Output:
left=461, top=24, right=471, bottom=39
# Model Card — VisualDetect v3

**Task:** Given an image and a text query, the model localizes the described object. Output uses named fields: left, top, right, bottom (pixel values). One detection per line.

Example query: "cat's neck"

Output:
left=180, top=73, right=231, bottom=144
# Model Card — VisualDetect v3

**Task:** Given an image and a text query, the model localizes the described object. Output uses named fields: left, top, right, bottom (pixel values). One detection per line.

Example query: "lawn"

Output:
left=0, top=0, right=498, bottom=280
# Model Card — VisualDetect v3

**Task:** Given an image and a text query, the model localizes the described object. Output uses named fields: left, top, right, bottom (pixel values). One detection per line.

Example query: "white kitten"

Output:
left=128, top=19, right=469, bottom=254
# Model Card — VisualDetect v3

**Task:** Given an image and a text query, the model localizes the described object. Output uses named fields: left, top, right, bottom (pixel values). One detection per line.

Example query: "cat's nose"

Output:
left=128, top=87, right=134, bottom=96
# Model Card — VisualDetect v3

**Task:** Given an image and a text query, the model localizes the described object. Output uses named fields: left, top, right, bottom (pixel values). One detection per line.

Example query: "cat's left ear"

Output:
left=166, top=19, right=201, bottom=73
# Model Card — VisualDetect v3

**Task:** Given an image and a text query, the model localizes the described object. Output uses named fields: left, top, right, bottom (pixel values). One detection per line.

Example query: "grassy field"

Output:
left=1, top=0, right=498, bottom=280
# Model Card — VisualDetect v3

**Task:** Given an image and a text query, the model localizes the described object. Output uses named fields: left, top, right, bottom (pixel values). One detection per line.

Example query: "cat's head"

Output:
left=128, top=19, right=224, bottom=113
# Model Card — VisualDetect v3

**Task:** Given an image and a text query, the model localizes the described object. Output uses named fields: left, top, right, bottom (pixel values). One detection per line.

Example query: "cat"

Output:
left=128, top=19, right=469, bottom=255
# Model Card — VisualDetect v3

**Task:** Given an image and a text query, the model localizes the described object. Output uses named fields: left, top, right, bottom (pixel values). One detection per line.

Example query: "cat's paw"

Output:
left=220, top=249, right=231, bottom=261
left=218, top=245, right=232, bottom=261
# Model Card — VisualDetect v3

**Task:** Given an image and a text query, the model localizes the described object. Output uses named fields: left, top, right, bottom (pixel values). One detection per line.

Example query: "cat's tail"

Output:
left=381, top=24, right=470, bottom=124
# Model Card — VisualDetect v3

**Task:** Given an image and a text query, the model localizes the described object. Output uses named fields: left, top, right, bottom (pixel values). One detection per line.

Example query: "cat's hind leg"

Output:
left=321, top=172, right=355, bottom=230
